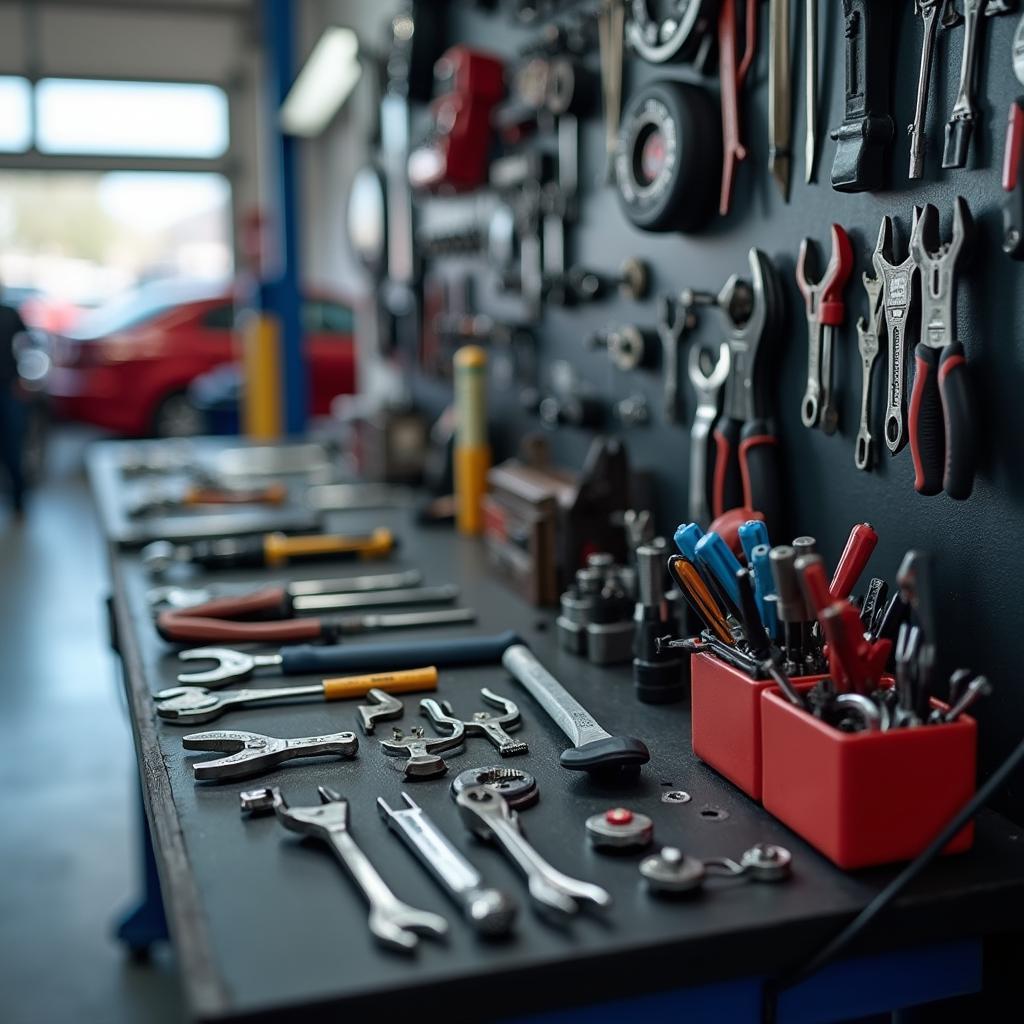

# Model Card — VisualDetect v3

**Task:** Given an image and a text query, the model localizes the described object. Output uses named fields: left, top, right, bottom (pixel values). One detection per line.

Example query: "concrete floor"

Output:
left=0, top=427, right=184, bottom=1024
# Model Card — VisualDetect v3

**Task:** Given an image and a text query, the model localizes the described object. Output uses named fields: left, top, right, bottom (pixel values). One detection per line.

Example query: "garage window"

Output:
left=36, top=79, right=229, bottom=158
left=0, top=77, right=31, bottom=153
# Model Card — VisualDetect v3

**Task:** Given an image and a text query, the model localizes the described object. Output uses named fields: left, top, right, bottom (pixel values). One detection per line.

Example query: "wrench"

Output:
left=378, top=792, right=517, bottom=936
left=768, top=0, right=792, bottom=198
left=909, top=0, right=960, bottom=180
left=455, top=785, right=612, bottom=916
left=687, top=342, right=731, bottom=526
left=796, top=224, right=854, bottom=435
left=357, top=688, right=404, bottom=734
left=943, top=0, right=1014, bottom=170
left=423, top=689, right=528, bottom=757
left=854, top=270, right=885, bottom=471
left=182, top=729, right=359, bottom=782
left=656, top=294, right=695, bottom=424
left=805, top=0, right=819, bottom=183
left=155, top=666, right=437, bottom=725
left=872, top=209, right=921, bottom=454
left=271, top=786, right=447, bottom=952
left=380, top=706, right=466, bottom=780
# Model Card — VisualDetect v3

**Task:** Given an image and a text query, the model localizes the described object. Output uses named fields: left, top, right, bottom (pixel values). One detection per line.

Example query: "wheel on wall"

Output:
left=151, top=391, right=205, bottom=438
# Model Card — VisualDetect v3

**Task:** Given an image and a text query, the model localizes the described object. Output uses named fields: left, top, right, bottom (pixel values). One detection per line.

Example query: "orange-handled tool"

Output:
left=155, top=666, right=439, bottom=725
left=667, top=555, right=735, bottom=646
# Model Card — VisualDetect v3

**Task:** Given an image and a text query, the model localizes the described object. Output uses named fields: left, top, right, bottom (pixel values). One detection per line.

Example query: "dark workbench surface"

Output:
left=95, top=447, right=1024, bottom=1023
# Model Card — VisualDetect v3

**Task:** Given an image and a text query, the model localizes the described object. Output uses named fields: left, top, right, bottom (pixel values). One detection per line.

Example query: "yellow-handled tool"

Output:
left=454, top=345, right=490, bottom=535
left=154, top=666, right=439, bottom=725
left=264, top=527, right=396, bottom=566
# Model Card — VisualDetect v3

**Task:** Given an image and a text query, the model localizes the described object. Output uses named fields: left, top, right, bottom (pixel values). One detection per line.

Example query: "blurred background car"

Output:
left=45, top=279, right=356, bottom=436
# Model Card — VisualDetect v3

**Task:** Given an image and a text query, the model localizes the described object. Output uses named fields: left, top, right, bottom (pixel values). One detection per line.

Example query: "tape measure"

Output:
left=626, top=0, right=715, bottom=64
left=614, top=79, right=720, bottom=233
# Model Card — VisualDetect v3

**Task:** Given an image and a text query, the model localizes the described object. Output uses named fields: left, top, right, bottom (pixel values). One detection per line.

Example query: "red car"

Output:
left=47, top=281, right=356, bottom=436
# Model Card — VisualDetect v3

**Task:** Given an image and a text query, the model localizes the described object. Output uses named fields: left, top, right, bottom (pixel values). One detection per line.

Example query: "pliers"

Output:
left=183, top=728, right=359, bottom=781
left=908, top=198, right=977, bottom=499
left=711, top=248, right=786, bottom=536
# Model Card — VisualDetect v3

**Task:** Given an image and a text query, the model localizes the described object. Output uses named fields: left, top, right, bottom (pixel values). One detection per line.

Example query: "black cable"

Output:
left=762, top=733, right=1024, bottom=1021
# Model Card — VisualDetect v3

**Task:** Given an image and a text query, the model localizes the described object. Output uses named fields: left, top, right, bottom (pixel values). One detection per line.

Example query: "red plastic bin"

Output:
left=760, top=686, right=976, bottom=869
left=690, top=652, right=823, bottom=800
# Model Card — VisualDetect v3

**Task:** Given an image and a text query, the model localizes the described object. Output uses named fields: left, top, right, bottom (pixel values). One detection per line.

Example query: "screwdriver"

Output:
left=667, top=556, right=734, bottom=645
left=830, top=522, right=878, bottom=600
left=749, top=544, right=779, bottom=639
left=769, top=546, right=806, bottom=668
left=694, top=532, right=744, bottom=609
left=141, top=527, right=398, bottom=574
left=738, top=519, right=770, bottom=564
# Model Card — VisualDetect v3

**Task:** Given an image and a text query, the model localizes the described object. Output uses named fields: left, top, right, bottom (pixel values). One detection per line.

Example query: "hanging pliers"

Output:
left=908, top=198, right=977, bottom=499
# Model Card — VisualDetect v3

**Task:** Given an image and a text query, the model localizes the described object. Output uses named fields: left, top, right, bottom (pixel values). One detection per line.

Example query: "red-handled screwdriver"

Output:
left=830, top=522, right=878, bottom=601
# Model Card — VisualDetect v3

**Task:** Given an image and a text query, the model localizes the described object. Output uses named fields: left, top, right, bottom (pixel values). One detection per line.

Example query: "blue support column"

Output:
left=261, top=0, right=307, bottom=435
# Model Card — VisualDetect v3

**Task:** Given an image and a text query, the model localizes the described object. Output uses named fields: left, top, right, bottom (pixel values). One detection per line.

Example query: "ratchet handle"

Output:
left=280, top=630, right=523, bottom=676
left=322, top=666, right=438, bottom=700
left=909, top=343, right=975, bottom=499
left=711, top=416, right=744, bottom=519
left=938, top=343, right=976, bottom=501
left=739, top=420, right=782, bottom=539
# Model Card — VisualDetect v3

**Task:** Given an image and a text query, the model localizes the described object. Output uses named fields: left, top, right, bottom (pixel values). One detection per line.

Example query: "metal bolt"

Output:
left=661, top=790, right=692, bottom=804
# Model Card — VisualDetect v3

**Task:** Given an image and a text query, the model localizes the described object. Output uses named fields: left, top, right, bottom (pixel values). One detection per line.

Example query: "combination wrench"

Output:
left=244, top=786, right=448, bottom=952
left=854, top=270, right=886, bottom=471
left=872, top=210, right=921, bottom=455
left=455, top=785, right=611, bottom=916
left=909, top=0, right=960, bottom=180
left=378, top=792, right=517, bottom=936
left=687, top=342, right=730, bottom=527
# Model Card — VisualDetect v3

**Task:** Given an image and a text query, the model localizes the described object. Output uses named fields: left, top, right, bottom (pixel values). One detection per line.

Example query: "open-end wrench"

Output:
left=175, top=630, right=521, bottom=687
left=687, top=342, right=731, bottom=527
left=378, top=793, right=517, bottom=937
left=718, top=0, right=758, bottom=215
left=908, top=198, right=977, bottom=499
left=943, top=0, right=1015, bottom=170
left=598, top=0, right=626, bottom=183
left=182, top=729, right=359, bottom=782
left=796, top=224, right=854, bottom=434
left=501, top=644, right=649, bottom=774
left=423, top=689, right=528, bottom=757
left=269, top=787, right=448, bottom=952
left=656, top=294, right=695, bottom=424
left=872, top=209, right=921, bottom=455
left=909, top=0, right=961, bottom=180
left=455, top=785, right=612, bottom=916
left=854, top=270, right=886, bottom=471
left=155, top=666, right=437, bottom=726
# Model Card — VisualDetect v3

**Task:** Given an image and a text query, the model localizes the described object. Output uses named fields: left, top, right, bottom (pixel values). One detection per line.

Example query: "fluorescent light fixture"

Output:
left=280, top=27, right=362, bottom=138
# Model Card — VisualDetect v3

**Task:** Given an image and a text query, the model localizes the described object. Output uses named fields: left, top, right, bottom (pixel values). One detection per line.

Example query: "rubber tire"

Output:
left=151, top=391, right=205, bottom=438
left=614, top=80, right=721, bottom=234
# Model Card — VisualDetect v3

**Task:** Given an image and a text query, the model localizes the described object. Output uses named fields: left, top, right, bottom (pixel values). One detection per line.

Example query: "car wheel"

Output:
left=152, top=392, right=205, bottom=438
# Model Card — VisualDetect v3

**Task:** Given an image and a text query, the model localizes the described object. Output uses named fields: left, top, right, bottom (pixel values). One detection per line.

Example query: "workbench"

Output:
left=91, top=441, right=1024, bottom=1023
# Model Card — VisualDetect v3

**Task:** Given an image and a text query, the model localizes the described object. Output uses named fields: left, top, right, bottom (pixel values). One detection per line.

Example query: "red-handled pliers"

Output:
left=796, top=223, right=854, bottom=435
left=908, top=198, right=976, bottom=500
left=711, top=247, right=785, bottom=538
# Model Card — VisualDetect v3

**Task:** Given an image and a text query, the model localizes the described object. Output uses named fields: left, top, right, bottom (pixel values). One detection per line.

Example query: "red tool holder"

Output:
left=761, top=686, right=976, bottom=869
left=690, top=652, right=822, bottom=800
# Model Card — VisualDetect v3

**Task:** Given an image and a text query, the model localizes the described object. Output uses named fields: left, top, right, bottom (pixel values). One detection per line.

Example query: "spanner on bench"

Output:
left=183, top=728, right=358, bottom=781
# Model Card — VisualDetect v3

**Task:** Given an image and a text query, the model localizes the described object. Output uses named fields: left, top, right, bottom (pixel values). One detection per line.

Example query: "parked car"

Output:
left=46, top=280, right=356, bottom=436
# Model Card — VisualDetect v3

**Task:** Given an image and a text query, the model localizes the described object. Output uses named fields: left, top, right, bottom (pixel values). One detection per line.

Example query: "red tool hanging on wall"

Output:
left=718, top=0, right=758, bottom=216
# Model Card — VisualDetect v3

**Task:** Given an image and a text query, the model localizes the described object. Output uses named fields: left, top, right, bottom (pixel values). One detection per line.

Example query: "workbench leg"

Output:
left=114, top=783, right=169, bottom=959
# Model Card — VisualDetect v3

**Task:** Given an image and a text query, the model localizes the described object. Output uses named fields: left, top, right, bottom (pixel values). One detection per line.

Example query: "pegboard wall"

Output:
left=381, top=3, right=1024, bottom=818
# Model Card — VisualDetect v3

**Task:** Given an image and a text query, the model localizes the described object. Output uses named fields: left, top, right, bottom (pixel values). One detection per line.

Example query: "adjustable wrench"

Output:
left=854, top=270, right=886, bottom=471
left=424, top=689, right=528, bottom=757
left=687, top=342, right=730, bottom=526
left=378, top=793, right=517, bottom=936
left=943, top=0, right=1015, bottom=170
left=872, top=209, right=921, bottom=454
left=796, top=224, right=854, bottom=434
left=909, top=0, right=960, bottom=180
left=260, top=787, right=448, bottom=953
left=455, top=785, right=611, bottom=916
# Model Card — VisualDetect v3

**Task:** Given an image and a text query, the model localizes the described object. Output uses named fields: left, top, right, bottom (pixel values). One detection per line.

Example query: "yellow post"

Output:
left=240, top=310, right=283, bottom=439
left=454, top=345, right=490, bottom=535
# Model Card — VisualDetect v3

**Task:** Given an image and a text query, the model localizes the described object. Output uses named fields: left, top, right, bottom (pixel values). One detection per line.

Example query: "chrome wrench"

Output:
left=909, top=0, right=959, bottom=179
left=854, top=270, right=885, bottom=471
left=378, top=792, right=517, bottom=936
left=687, top=342, right=730, bottom=526
left=455, top=785, right=611, bottom=916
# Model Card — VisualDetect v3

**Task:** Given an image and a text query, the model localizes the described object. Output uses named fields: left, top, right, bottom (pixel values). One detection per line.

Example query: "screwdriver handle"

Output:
left=321, top=666, right=438, bottom=700
left=738, top=519, right=770, bottom=564
left=673, top=522, right=705, bottom=562
left=829, top=522, right=879, bottom=600
left=694, top=532, right=744, bottom=609
left=795, top=554, right=832, bottom=617
left=667, top=556, right=734, bottom=646
left=279, top=630, right=522, bottom=676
